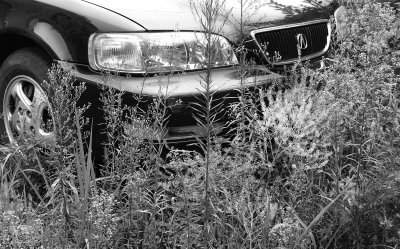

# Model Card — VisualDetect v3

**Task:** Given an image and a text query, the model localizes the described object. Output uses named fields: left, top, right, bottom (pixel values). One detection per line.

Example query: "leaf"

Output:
left=293, top=191, right=344, bottom=248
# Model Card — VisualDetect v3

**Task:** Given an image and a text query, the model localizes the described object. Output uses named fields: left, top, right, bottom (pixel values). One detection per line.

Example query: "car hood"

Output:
left=83, top=0, right=338, bottom=41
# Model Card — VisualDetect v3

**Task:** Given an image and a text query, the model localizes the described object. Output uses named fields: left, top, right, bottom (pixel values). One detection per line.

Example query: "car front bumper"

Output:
left=63, top=57, right=333, bottom=145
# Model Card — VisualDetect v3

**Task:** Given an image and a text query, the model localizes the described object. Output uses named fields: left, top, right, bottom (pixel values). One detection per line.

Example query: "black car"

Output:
left=0, top=0, right=344, bottom=160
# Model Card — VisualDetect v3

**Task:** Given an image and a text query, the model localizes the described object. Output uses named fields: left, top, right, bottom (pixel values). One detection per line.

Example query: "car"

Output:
left=0, top=0, right=342, bottom=163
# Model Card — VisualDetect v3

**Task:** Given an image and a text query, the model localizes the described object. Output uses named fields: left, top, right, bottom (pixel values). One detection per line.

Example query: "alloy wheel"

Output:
left=3, top=75, right=54, bottom=145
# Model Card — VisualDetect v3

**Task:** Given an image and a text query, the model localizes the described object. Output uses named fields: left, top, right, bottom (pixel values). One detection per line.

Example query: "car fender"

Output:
left=0, top=0, right=145, bottom=64
left=32, top=22, right=72, bottom=61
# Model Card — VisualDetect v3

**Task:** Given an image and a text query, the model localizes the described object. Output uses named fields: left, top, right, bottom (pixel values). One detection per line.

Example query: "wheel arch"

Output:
left=0, top=31, right=61, bottom=68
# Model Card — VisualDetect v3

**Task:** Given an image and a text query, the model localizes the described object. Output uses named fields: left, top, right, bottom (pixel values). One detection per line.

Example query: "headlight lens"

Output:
left=334, top=6, right=348, bottom=41
left=88, top=32, right=238, bottom=73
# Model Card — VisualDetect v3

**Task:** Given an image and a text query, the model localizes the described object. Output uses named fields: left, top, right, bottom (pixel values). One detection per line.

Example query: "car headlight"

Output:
left=88, top=32, right=238, bottom=73
left=334, top=6, right=348, bottom=41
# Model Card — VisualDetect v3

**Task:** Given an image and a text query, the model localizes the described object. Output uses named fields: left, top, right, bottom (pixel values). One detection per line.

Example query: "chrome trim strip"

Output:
left=250, top=19, right=329, bottom=35
left=165, top=122, right=225, bottom=141
left=250, top=19, right=331, bottom=66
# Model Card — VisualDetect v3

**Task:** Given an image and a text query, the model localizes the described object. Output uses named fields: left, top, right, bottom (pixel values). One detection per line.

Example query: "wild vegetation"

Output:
left=1, top=0, right=400, bottom=248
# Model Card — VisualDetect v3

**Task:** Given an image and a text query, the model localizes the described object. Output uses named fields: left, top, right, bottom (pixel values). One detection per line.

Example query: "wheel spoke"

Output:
left=11, top=82, right=32, bottom=110
left=37, top=130, right=55, bottom=147
left=10, top=107, right=23, bottom=135
left=31, top=102, right=54, bottom=143
left=32, top=85, right=47, bottom=107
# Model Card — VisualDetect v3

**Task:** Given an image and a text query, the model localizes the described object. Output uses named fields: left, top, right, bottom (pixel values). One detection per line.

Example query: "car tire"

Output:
left=0, top=47, right=53, bottom=145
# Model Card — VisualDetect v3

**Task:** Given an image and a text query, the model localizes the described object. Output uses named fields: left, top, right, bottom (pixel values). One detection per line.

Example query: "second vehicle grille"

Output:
left=252, top=20, right=330, bottom=65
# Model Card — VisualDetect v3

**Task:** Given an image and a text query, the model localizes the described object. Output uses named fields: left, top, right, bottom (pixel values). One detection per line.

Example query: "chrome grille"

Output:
left=251, top=20, right=330, bottom=65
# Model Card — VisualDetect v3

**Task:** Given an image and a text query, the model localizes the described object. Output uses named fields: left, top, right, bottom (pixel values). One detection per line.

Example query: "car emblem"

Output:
left=296, top=33, right=308, bottom=49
